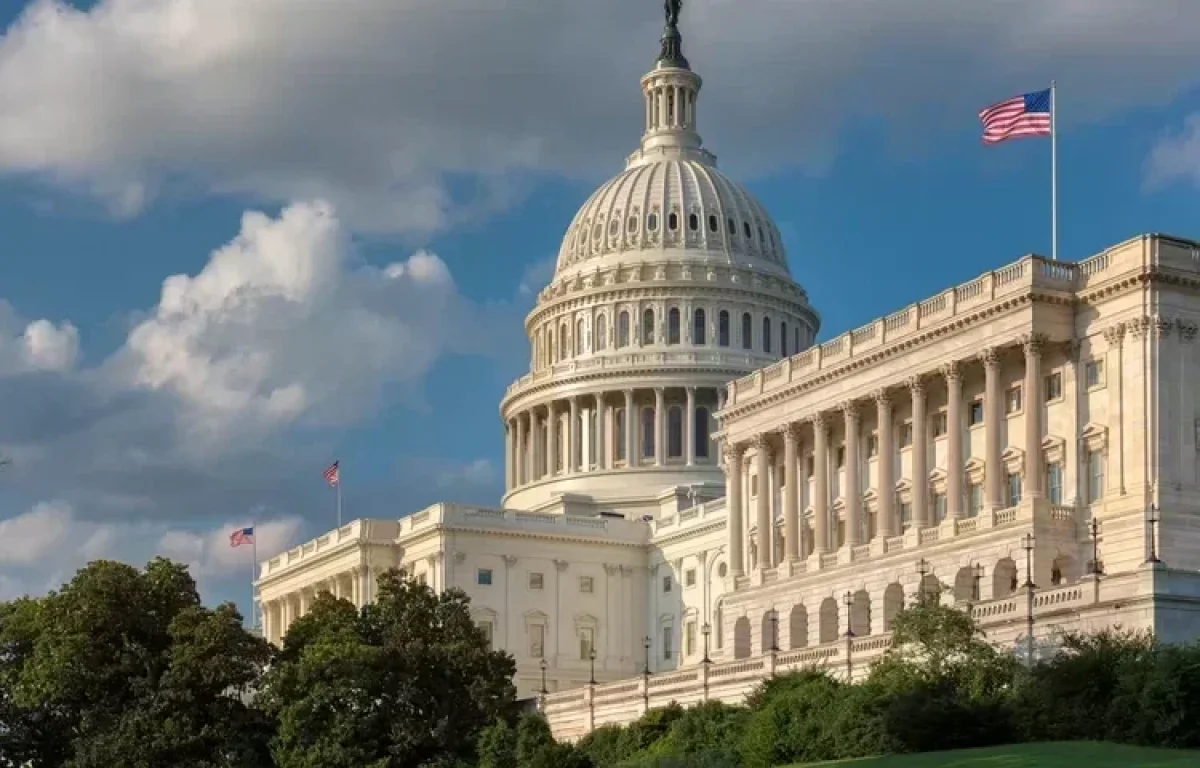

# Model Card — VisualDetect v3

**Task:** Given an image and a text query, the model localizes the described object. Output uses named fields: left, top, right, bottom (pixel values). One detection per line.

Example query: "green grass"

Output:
left=788, top=741, right=1200, bottom=767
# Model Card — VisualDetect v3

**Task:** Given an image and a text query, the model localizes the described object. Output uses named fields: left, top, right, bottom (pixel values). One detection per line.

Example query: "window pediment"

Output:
left=1002, top=447, right=1025, bottom=474
left=929, top=467, right=947, bottom=493
left=1080, top=423, right=1109, bottom=452
left=1043, top=435, right=1067, bottom=464
left=964, top=457, right=986, bottom=484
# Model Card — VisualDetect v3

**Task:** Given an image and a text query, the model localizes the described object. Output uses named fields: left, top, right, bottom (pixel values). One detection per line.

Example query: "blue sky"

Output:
left=1, top=0, right=1200, bottom=618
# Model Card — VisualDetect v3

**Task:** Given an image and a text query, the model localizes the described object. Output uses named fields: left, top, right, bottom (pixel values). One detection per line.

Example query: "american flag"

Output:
left=323, top=460, right=340, bottom=487
left=229, top=527, right=255, bottom=547
left=979, top=88, right=1051, bottom=144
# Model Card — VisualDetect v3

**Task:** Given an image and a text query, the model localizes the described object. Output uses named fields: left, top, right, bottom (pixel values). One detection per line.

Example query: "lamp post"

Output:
left=1022, top=532, right=1036, bottom=667
left=701, top=622, right=712, bottom=664
left=916, top=557, right=930, bottom=604
left=768, top=609, right=779, bottom=652
left=642, top=635, right=651, bottom=712
left=1088, top=517, right=1104, bottom=575
left=1146, top=505, right=1162, bottom=564
left=843, top=590, right=855, bottom=681
left=588, top=647, right=597, bottom=685
left=972, top=562, right=984, bottom=602
left=538, top=657, right=548, bottom=709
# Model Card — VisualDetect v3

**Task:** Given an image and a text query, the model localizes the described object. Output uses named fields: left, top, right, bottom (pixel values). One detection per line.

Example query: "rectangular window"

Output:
left=1006, top=386, right=1023, bottom=414
left=1047, top=463, right=1063, bottom=505
left=969, top=483, right=982, bottom=516
left=685, top=621, right=696, bottom=656
left=477, top=568, right=493, bottom=586
left=530, top=624, right=545, bottom=658
left=1045, top=372, right=1063, bottom=401
left=417, top=572, right=427, bottom=586
left=900, top=422, right=913, bottom=447
left=805, top=456, right=815, bottom=477
left=1087, top=450, right=1105, bottom=502
left=837, top=446, right=846, bottom=468
left=867, top=434, right=879, bottom=457
left=933, top=493, right=947, bottom=523
left=1007, top=473, right=1023, bottom=507
left=477, top=621, right=494, bottom=648
left=579, top=627, right=595, bottom=660
left=751, top=473, right=758, bottom=497
left=969, top=400, right=984, bottom=426
left=684, top=569, right=696, bottom=587
left=579, top=576, right=594, bottom=593
left=662, top=625, right=673, bottom=661
left=615, top=408, right=627, bottom=462
left=899, top=501, right=912, bottom=530
left=662, top=575, right=673, bottom=593
left=1085, top=360, right=1104, bottom=388
left=931, top=412, right=948, bottom=438
left=529, top=572, right=544, bottom=590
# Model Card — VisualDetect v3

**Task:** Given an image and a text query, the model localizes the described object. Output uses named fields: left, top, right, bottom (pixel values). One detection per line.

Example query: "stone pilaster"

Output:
left=943, top=361, right=964, bottom=519
left=754, top=433, right=772, bottom=571
left=981, top=348, right=1003, bottom=510
left=874, top=389, right=895, bottom=538
left=909, top=376, right=929, bottom=528
left=1021, top=333, right=1047, bottom=497
left=782, top=423, right=801, bottom=561
left=812, top=412, right=830, bottom=555
left=842, top=401, right=863, bottom=545
left=724, top=441, right=745, bottom=577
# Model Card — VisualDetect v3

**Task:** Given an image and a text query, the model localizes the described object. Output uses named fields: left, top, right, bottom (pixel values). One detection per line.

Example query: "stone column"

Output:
left=909, top=377, right=929, bottom=528
left=685, top=386, right=697, bottom=466
left=504, top=420, right=513, bottom=491
left=943, top=361, right=964, bottom=519
left=624, top=389, right=636, bottom=467
left=530, top=410, right=541, bottom=479
left=812, top=413, right=830, bottom=554
left=515, top=413, right=526, bottom=486
left=597, top=394, right=607, bottom=470
left=1022, top=334, right=1046, bottom=498
left=754, top=434, right=772, bottom=570
left=546, top=402, right=558, bottom=478
left=569, top=396, right=580, bottom=474
left=782, top=423, right=800, bottom=561
left=725, top=441, right=745, bottom=577
left=875, top=390, right=895, bottom=538
left=655, top=387, right=666, bottom=466
left=843, top=402, right=863, bottom=545
left=982, top=348, right=1003, bottom=510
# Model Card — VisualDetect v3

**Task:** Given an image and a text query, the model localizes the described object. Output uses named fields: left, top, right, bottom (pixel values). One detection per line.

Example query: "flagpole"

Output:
left=337, top=470, right=343, bottom=528
left=250, top=523, right=258, bottom=633
left=1050, top=80, right=1058, bottom=261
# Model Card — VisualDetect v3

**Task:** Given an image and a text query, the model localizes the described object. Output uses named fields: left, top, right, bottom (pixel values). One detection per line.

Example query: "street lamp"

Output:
left=539, top=657, right=548, bottom=696
left=1088, top=517, right=1104, bottom=575
left=972, top=563, right=984, bottom=602
left=701, top=622, right=711, bottom=664
left=916, top=557, right=930, bottom=604
left=768, top=609, right=779, bottom=652
left=1146, top=505, right=1162, bottom=564
left=642, top=635, right=651, bottom=711
left=589, top=647, right=597, bottom=685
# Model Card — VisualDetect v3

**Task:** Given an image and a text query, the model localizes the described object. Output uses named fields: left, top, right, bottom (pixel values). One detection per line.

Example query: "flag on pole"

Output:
left=323, top=460, right=340, bottom=487
left=230, top=526, right=255, bottom=547
left=978, top=88, right=1051, bottom=144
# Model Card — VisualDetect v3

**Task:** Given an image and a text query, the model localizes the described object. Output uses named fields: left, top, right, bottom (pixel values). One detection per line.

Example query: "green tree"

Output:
left=260, top=569, right=516, bottom=768
left=476, top=718, right=518, bottom=768
left=0, top=558, right=273, bottom=768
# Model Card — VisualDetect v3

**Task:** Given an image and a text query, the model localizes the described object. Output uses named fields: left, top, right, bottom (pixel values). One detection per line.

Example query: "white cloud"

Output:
left=436, top=459, right=497, bottom=490
left=1146, top=114, right=1200, bottom=189
left=0, top=302, right=79, bottom=375
left=0, top=500, right=72, bottom=566
left=2, top=1, right=1199, bottom=233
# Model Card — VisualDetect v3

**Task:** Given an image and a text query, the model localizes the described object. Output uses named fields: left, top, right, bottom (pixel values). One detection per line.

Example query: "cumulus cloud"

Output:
left=1146, top=114, right=1200, bottom=189
left=1, top=0, right=1198, bottom=233
left=0, top=500, right=303, bottom=601
left=0, top=302, right=79, bottom=374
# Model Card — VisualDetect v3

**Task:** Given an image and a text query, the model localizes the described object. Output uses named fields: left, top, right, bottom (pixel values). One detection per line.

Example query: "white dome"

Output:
left=554, top=156, right=791, bottom=282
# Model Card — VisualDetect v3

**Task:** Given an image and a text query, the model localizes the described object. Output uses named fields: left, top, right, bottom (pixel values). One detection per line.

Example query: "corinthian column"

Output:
left=1022, top=333, right=1046, bottom=498
left=843, top=401, right=863, bottom=545
left=874, top=390, right=895, bottom=538
left=568, top=396, right=580, bottom=474
left=654, top=387, right=666, bottom=466
left=812, top=412, right=830, bottom=554
left=546, top=402, right=558, bottom=478
left=981, top=348, right=1003, bottom=510
left=515, top=413, right=526, bottom=486
left=782, top=423, right=800, bottom=561
left=943, top=361, right=964, bottom=519
left=725, top=441, right=746, bottom=577
left=624, top=389, right=636, bottom=467
left=909, top=377, right=929, bottom=529
left=754, top=434, right=772, bottom=571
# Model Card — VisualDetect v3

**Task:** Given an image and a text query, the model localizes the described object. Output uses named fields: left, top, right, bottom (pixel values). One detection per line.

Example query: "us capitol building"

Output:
left=256, top=7, right=1200, bottom=740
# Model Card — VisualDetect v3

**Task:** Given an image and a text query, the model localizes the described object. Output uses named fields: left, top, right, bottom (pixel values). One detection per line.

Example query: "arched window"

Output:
left=741, top=313, right=752, bottom=350
left=647, top=213, right=658, bottom=231
left=618, top=311, right=630, bottom=348
left=642, top=308, right=655, bottom=345
left=548, top=328, right=556, bottom=363
left=576, top=319, right=585, bottom=356
left=595, top=314, right=607, bottom=351
left=708, top=215, right=718, bottom=232
left=641, top=407, right=655, bottom=459
left=743, top=221, right=752, bottom=239
left=667, top=308, right=681, bottom=345
left=727, top=217, right=736, bottom=235
left=668, top=212, right=678, bottom=231
left=781, top=321, right=788, bottom=357
left=718, top=311, right=730, bottom=347
left=615, top=408, right=627, bottom=461
left=688, top=213, right=698, bottom=231
left=762, top=317, right=772, bottom=354
left=561, top=322, right=570, bottom=358
left=695, top=407, right=711, bottom=458
left=668, top=406, right=683, bottom=458
left=693, top=308, right=706, bottom=345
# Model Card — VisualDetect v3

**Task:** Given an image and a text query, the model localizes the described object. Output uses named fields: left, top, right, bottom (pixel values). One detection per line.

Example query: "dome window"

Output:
left=743, top=221, right=752, bottom=239
left=758, top=225, right=765, bottom=243
left=667, top=308, right=681, bottom=345
left=609, top=219, right=620, bottom=237
left=648, top=213, right=659, bottom=232
left=688, top=213, right=698, bottom=231
left=628, top=216, right=639, bottom=233
left=718, top=311, right=730, bottom=347
left=668, top=212, right=678, bottom=231
left=708, top=215, right=718, bottom=232
left=727, top=217, right=736, bottom=235
left=593, top=222, right=602, bottom=239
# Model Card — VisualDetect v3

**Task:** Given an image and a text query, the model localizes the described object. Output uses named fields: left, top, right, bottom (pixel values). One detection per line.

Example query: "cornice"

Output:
left=651, top=517, right=725, bottom=547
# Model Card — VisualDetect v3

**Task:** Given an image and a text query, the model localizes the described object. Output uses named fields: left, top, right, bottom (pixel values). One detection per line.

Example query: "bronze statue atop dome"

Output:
left=657, top=0, right=689, bottom=69
left=665, top=0, right=682, bottom=28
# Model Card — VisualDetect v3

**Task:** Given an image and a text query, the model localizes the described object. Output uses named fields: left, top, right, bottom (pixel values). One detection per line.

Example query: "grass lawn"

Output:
left=789, top=741, right=1200, bottom=767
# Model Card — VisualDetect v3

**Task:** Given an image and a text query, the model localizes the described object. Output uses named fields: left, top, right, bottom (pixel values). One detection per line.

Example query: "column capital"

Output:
left=752, top=432, right=771, bottom=451
left=721, top=439, right=745, bottom=460
left=1152, top=316, right=1175, bottom=338
left=686, top=385, right=697, bottom=395
left=1020, top=332, right=1048, bottom=358
left=1179, top=320, right=1199, bottom=343
left=1127, top=316, right=1152, bottom=339
left=570, top=394, right=580, bottom=407
left=1102, top=321, right=1126, bottom=345
left=810, top=410, right=828, bottom=430
left=778, top=421, right=802, bottom=444
left=654, top=386, right=666, bottom=396
left=940, top=360, right=962, bottom=382
left=979, top=347, right=1001, bottom=370
left=503, top=555, right=519, bottom=568
left=872, top=388, right=891, bottom=408
left=906, top=375, right=925, bottom=397
left=840, top=400, right=861, bottom=424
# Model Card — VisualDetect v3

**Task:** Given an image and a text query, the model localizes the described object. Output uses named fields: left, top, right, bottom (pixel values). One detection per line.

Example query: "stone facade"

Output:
left=254, top=8, right=1200, bottom=746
